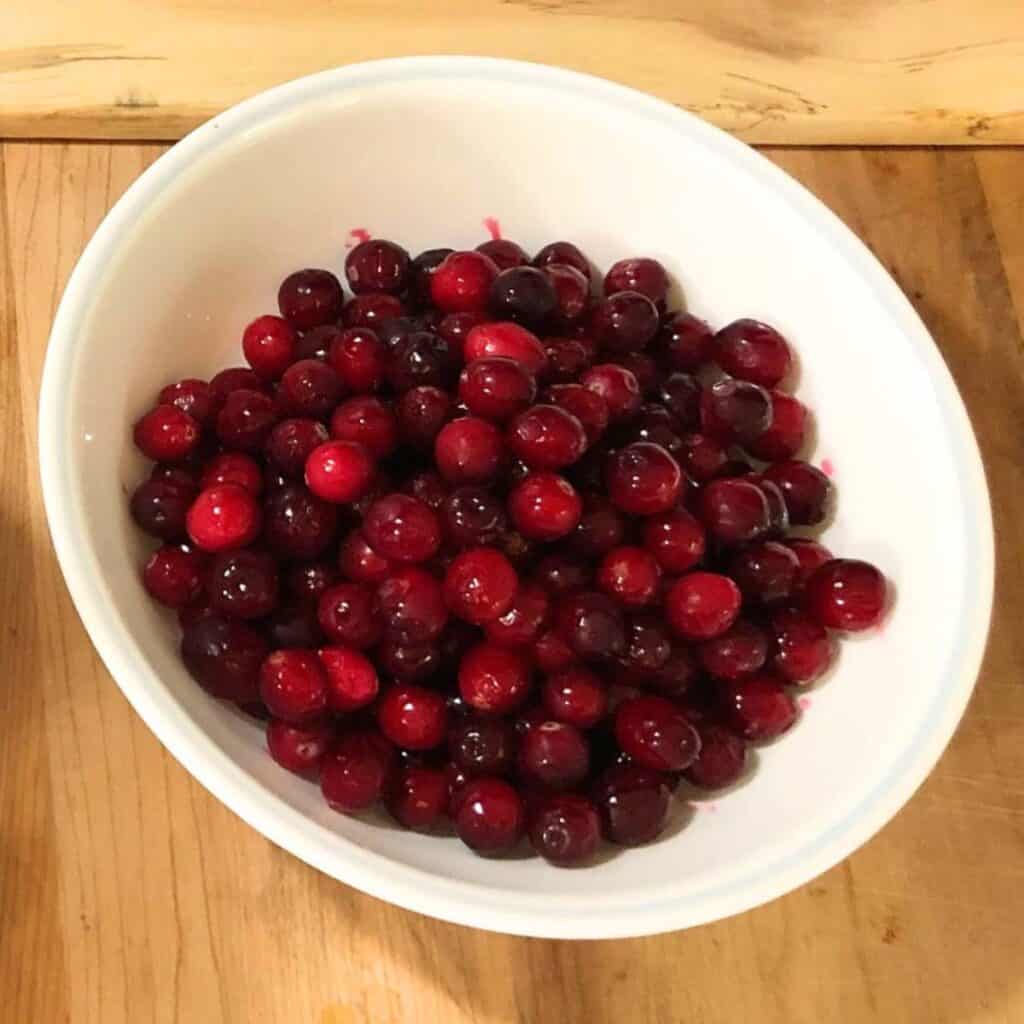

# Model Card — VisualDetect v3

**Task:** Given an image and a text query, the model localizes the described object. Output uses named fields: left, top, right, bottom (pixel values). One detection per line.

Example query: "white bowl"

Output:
left=39, top=57, right=993, bottom=938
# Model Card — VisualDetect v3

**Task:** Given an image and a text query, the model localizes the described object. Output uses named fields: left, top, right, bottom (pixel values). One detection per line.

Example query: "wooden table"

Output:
left=1, top=142, right=1022, bottom=1023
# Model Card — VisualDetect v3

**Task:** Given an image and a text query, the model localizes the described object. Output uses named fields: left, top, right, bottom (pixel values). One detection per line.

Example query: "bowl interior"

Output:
left=46, top=62, right=988, bottom=935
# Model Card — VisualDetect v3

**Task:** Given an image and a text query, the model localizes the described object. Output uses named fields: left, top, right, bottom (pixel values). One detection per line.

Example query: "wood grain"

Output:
left=1, top=1, right=1024, bottom=144
left=1, top=141, right=1023, bottom=1023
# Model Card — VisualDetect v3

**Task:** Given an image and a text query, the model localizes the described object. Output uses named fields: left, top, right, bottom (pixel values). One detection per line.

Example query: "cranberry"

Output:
left=266, top=717, right=334, bottom=778
left=484, top=581, right=550, bottom=648
left=587, top=291, right=659, bottom=352
left=762, top=460, right=832, bottom=526
left=362, top=494, right=441, bottom=564
left=264, top=418, right=328, bottom=479
left=441, top=486, right=506, bottom=548
left=650, top=646, right=700, bottom=698
left=507, top=404, right=587, bottom=471
left=266, top=602, right=323, bottom=649
left=508, top=472, right=582, bottom=541
left=443, top=547, right=518, bottom=624
left=534, top=630, right=578, bottom=674
left=458, top=643, right=532, bottom=714
left=452, top=777, right=525, bottom=853
left=606, top=442, right=683, bottom=516
left=533, top=553, right=591, bottom=595
left=604, top=257, right=669, bottom=305
left=326, top=327, right=385, bottom=393
left=377, top=637, right=441, bottom=682
left=344, top=238, right=409, bottom=294
left=338, top=529, right=394, bottom=583
left=142, top=544, right=205, bottom=608
left=258, top=649, right=328, bottom=723
left=459, top=357, right=537, bottom=422
left=216, top=388, right=279, bottom=453
left=593, top=763, right=672, bottom=845
left=569, top=494, right=625, bottom=557
left=284, top=562, right=336, bottom=604
left=684, top=723, right=748, bottom=789
left=543, top=264, right=590, bottom=324
left=386, top=766, right=449, bottom=831
left=210, top=366, right=266, bottom=405
left=448, top=714, right=515, bottom=776
left=615, top=696, right=700, bottom=772
left=385, top=330, right=454, bottom=392
left=327, top=397, right=397, bottom=459
left=542, top=337, right=591, bottom=384
left=746, top=393, right=807, bottom=462
left=546, top=383, right=609, bottom=445
left=658, top=372, right=701, bottom=430
left=770, top=606, right=833, bottom=684
left=541, top=667, right=607, bottom=729
left=806, top=558, right=887, bottom=631
left=488, top=266, right=557, bottom=326
left=642, top=506, right=705, bottom=573
left=720, top=674, right=797, bottom=740
left=342, top=292, right=405, bottom=328
left=207, top=548, right=278, bottom=619
left=729, top=540, right=799, bottom=604
left=436, top=311, right=487, bottom=357
left=676, top=432, right=728, bottom=483
left=713, top=318, right=792, bottom=388
left=408, top=247, right=455, bottom=307
left=786, top=538, right=834, bottom=589
left=698, top=477, right=771, bottom=545
left=313, top=646, right=378, bottom=712
left=321, top=730, right=396, bottom=813
left=597, top=546, right=661, bottom=608
left=392, top=387, right=449, bottom=449
left=476, top=238, right=528, bottom=270
left=700, top=378, right=773, bottom=445
left=294, top=324, right=338, bottom=362
left=377, top=567, right=448, bottom=645
left=263, top=483, right=337, bottom=560
left=751, top=475, right=790, bottom=535
left=518, top=721, right=589, bottom=790
left=278, top=359, right=343, bottom=420
left=196, top=454, right=259, bottom=497
left=186, top=483, right=261, bottom=552
left=278, top=268, right=343, bottom=329
left=159, top=378, right=216, bottom=427
left=434, top=417, right=505, bottom=484
left=463, top=322, right=548, bottom=375
left=657, top=312, right=713, bottom=371
left=555, top=589, right=627, bottom=662
left=377, top=684, right=448, bottom=750
left=430, top=250, right=498, bottom=313
left=665, top=572, right=741, bottom=640
left=316, top=582, right=382, bottom=649
left=529, top=793, right=601, bottom=865
left=580, top=364, right=641, bottom=422
left=699, top=618, right=769, bottom=680
left=533, top=240, right=591, bottom=280
left=133, top=404, right=201, bottom=462
left=242, top=315, right=297, bottom=380
left=131, top=478, right=193, bottom=539
left=181, top=615, right=267, bottom=703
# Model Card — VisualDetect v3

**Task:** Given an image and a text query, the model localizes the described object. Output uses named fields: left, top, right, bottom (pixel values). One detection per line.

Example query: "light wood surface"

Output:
left=1, top=141, right=1022, bottom=1023
left=2, top=1, right=1024, bottom=144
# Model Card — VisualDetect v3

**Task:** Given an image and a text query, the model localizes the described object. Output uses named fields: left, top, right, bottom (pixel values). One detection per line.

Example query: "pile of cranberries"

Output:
left=129, top=235, right=888, bottom=865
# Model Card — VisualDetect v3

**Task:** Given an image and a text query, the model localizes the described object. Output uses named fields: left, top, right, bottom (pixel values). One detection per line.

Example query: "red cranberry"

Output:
left=345, top=239, right=410, bottom=294
left=385, top=331, right=455, bottom=392
left=606, top=258, right=669, bottom=305
left=720, top=674, right=797, bottom=740
left=210, top=366, right=266, bottom=405
left=142, top=544, right=205, bottom=607
left=408, top=247, right=454, bottom=306
left=216, top=389, right=279, bottom=453
left=699, top=618, right=769, bottom=680
left=294, top=324, right=339, bottom=362
left=786, top=538, right=834, bottom=589
left=650, top=646, right=700, bottom=698
left=543, top=264, right=590, bottom=324
left=434, top=417, right=505, bottom=484
left=542, top=337, right=591, bottom=384
left=317, top=582, right=382, bottom=649
left=484, top=581, right=550, bottom=648
left=750, top=475, right=790, bottom=535
left=443, top=547, right=518, bottom=624
left=181, top=615, right=267, bottom=703
left=338, top=529, right=394, bottom=583
left=437, top=311, right=488, bottom=357
left=342, top=292, right=405, bottom=328
left=700, top=378, right=773, bottom=445
left=597, top=546, right=661, bottom=608
left=677, top=432, right=728, bottom=482
left=570, top=494, right=625, bottom=557
left=533, top=553, right=591, bottom=595
left=621, top=615, right=673, bottom=677
left=463, top=321, right=548, bottom=375
left=403, top=470, right=448, bottom=513
left=533, top=240, right=591, bottom=280
left=517, top=721, right=589, bottom=790
left=449, top=715, right=516, bottom=776
left=762, top=460, right=832, bottom=526
left=452, top=777, right=525, bottom=853
left=242, top=315, right=297, bottom=380
left=459, top=357, right=537, bottom=422
left=207, top=548, right=278, bottom=619
left=328, top=397, right=397, bottom=459
left=258, top=649, right=328, bottom=723
left=534, top=630, right=578, bottom=674
left=325, top=328, right=383, bottom=394
left=665, top=572, right=741, bottom=640
left=263, top=483, right=338, bottom=560
left=593, top=763, right=672, bottom=846
left=458, top=643, right=532, bottom=714
left=264, top=418, right=328, bottom=479
left=770, top=605, right=834, bottom=684
left=642, top=506, right=705, bottom=573
left=430, top=250, right=499, bottom=313
left=377, top=567, right=448, bottom=645
left=541, top=667, right=607, bottom=729
left=285, top=561, right=336, bottom=604
left=580, top=364, right=641, bottom=422
left=378, top=684, right=448, bottom=750
left=278, top=268, right=343, bottom=329
left=546, top=384, right=608, bottom=446
left=133, top=404, right=201, bottom=462
left=377, top=637, right=441, bottom=683
left=555, top=589, right=627, bottom=662
left=476, top=238, right=528, bottom=270
left=657, top=312, right=714, bottom=371
left=362, top=494, right=441, bottom=564
left=508, top=472, right=582, bottom=541
left=315, top=645, right=379, bottom=711
left=441, top=486, right=506, bottom=548
left=266, top=717, right=334, bottom=778
left=278, top=359, right=343, bottom=420
left=186, top=483, right=261, bottom=552
left=488, top=266, right=557, bottom=327
left=197, top=453, right=260, bottom=496
left=529, top=793, right=601, bottom=865
left=606, top=442, right=683, bottom=516
left=507, top=404, right=587, bottom=471
left=713, top=319, right=792, bottom=388
left=393, top=386, right=450, bottom=449
left=684, top=723, right=748, bottom=789
left=131, top=478, right=193, bottom=539
left=321, top=730, right=396, bottom=813
left=730, top=540, right=800, bottom=604
left=588, top=291, right=659, bottom=353
left=746, top=392, right=807, bottom=462
left=698, top=477, right=771, bottom=545
left=806, top=558, right=887, bottom=631
left=159, top=378, right=215, bottom=427
left=386, top=766, right=449, bottom=831
left=615, top=695, right=700, bottom=772
left=658, top=372, right=701, bottom=429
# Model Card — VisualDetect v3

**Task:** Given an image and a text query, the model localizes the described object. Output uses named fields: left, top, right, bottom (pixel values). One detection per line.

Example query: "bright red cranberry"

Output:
left=484, top=581, right=550, bottom=648
left=242, top=315, right=297, bottom=380
left=534, top=630, right=578, bottom=673
left=278, top=359, right=343, bottom=420
left=713, top=318, right=792, bottom=388
left=338, top=529, right=393, bottom=583
left=449, top=714, right=515, bottom=776
left=529, top=793, right=601, bottom=865
left=362, top=494, right=441, bottom=564
left=543, top=264, right=590, bottom=326
left=459, top=357, right=537, bottom=422
left=264, top=418, right=328, bottom=478
left=142, top=544, right=205, bottom=607
left=327, top=396, right=397, bottom=458
left=377, top=567, right=448, bottom=644
left=785, top=538, right=834, bottom=589
left=684, top=723, right=748, bottom=789
left=762, top=460, right=832, bottom=526
left=443, top=547, right=518, bottom=624
left=377, top=684, right=448, bottom=750
left=597, top=546, right=661, bottom=608
left=720, top=674, right=797, bottom=740
left=806, top=558, right=887, bottom=631
left=441, top=486, right=506, bottom=548
left=434, top=417, right=505, bottom=484
left=216, top=389, right=279, bottom=453
left=463, top=321, right=548, bottom=375
left=476, top=238, right=528, bottom=270
left=587, top=291, right=659, bottom=353
left=266, top=717, right=334, bottom=778
left=458, top=643, right=532, bottom=714
left=316, top=582, right=382, bottom=649
left=131, top=478, right=193, bottom=539
left=542, top=337, right=591, bottom=384
left=210, top=366, right=266, bottom=405
left=615, top=696, right=700, bottom=772
left=746, top=392, right=807, bottom=462
left=699, top=618, right=769, bottom=680
left=452, top=777, right=525, bottom=853
left=197, top=453, right=260, bottom=497
left=507, top=404, right=587, bottom=471
left=315, top=644, right=379, bottom=711
left=546, top=384, right=609, bottom=445
left=604, top=257, right=669, bottom=305
left=342, top=292, right=405, bottom=328
left=278, top=268, right=343, bottom=329
left=642, top=506, right=705, bottom=573
left=321, top=730, right=396, bottom=813
left=606, top=442, right=683, bottom=516
left=658, top=372, right=701, bottom=429
left=207, top=548, right=278, bottom=619
left=665, top=572, right=741, bottom=640
left=508, top=472, right=582, bottom=541
left=430, top=250, right=499, bottom=313
left=533, top=240, right=592, bottom=280
left=676, top=432, right=728, bottom=483
left=580, top=364, right=641, bottom=422
left=770, top=605, right=834, bottom=684
left=386, top=766, right=449, bottom=831
left=186, top=483, right=261, bottom=552
left=285, top=561, right=336, bottom=604
left=300, top=440, right=372, bottom=505
left=657, top=312, right=713, bottom=371
left=263, top=483, right=338, bottom=560
left=159, top=378, right=215, bottom=427
left=327, top=327, right=386, bottom=393
left=555, top=589, right=627, bottom=662
left=181, top=615, right=267, bottom=703
left=593, top=763, right=672, bottom=846
left=730, top=540, right=800, bottom=604
left=700, top=378, right=773, bottom=445
left=650, top=646, right=700, bottom=698
left=258, top=649, right=328, bottom=723
left=541, top=667, right=607, bottom=729
left=133, top=404, right=201, bottom=462
left=488, top=266, right=557, bottom=326
left=517, top=721, right=589, bottom=790
left=698, top=477, right=771, bottom=545
left=344, top=239, right=410, bottom=294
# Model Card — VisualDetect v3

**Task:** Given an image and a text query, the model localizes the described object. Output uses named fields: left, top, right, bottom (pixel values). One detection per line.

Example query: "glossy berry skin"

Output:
left=242, top=315, right=297, bottom=380
left=181, top=615, right=267, bottom=703
left=665, top=572, right=741, bottom=640
left=186, top=483, right=262, bottom=553
left=263, top=484, right=337, bottom=561
left=541, top=667, right=607, bottom=729
left=593, top=763, right=672, bottom=846
left=133, top=405, right=201, bottom=462
left=430, top=251, right=499, bottom=313
left=543, top=264, right=590, bottom=324
left=650, top=646, right=700, bottom=699
left=452, top=777, right=525, bottom=854
left=216, top=388, right=279, bottom=453
left=142, top=544, right=206, bottom=608
left=676, top=432, right=728, bottom=483
left=345, top=238, right=410, bottom=294
left=534, top=630, right=578, bottom=674
left=698, top=618, right=769, bottom=680
left=278, top=359, right=343, bottom=420
left=278, top=268, right=343, bottom=329
left=317, top=582, right=383, bottom=649
left=378, top=684, right=449, bottom=750
left=408, top=247, right=454, bottom=307
left=363, top=494, right=441, bottom=564
left=285, top=562, right=336, bottom=605
left=555, top=590, right=627, bottom=662
left=377, top=567, right=448, bottom=646
left=459, top=357, right=537, bottom=422
left=434, top=417, right=505, bottom=484
left=377, top=638, right=440, bottom=683
left=614, top=696, right=701, bottom=772
left=303, top=440, right=374, bottom=504
left=258, top=649, right=328, bottom=724
left=463, top=322, right=548, bottom=375
left=448, top=714, right=516, bottom=776
left=385, top=330, right=455, bottom=393
left=207, top=548, right=279, bottom=619
left=131, top=478, right=194, bottom=540
left=604, top=258, right=669, bottom=306
left=441, top=486, right=506, bottom=548
left=684, top=723, right=748, bottom=789
left=484, top=581, right=550, bottom=649
left=533, top=240, right=592, bottom=280
left=542, top=337, right=591, bottom=384
left=533, top=554, right=591, bottom=595
left=805, top=559, right=887, bottom=631
left=396, top=386, right=452, bottom=449
left=443, top=547, right=519, bottom=624
left=713, top=318, right=792, bottom=388
left=785, top=538, right=834, bottom=589
left=264, top=418, right=328, bottom=479
left=597, top=546, right=661, bottom=608
left=321, top=730, right=396, bottom=813
left=762, top=460, right=832, bottom=527
left=657, top=312, right=714, bottom=371
left=770, top=606, right=835, bottom=684
left=517, top=721, right=590, bottom=790
left=699, top=477, right=772, bottom=546
left=642, top=506, right=706, bottom=573
left=476, top=238, right=529, bottom=271
left=342, top=292, right=405, bottom=329
left=328, top=327, right=386, bottom=393
left=159, top=378, right=216, bottom=427
left=266, top=717, right=334, bottom=778
left=606, top=442, right=683, bottom=516
left=529, top=794, right=601, bottom=865
left=547, top=383, right=609, bottom=445
left=746, top=392, right=807, bottom=462
left=294, top=324, right=339, bottom=363
left=385, top=766, right=450, bottom=831
left=752, top=475, right=790, bottom=536
left=210, top=366, right=266, bottom=404
left=587, top=291, right=659, bottom=352
left=730, top=540, right=800, bottom=604
left=621, top=616, right=673, bottom=677
left=329, top=397, right=398, bottom=458
left=720, top=674, right=798, bottom=741
left=580, top=364, right=641, bottom=423
left=337, top=530, right=394, bottom=584
left=318, top=646, right=379, bottom=711
left=198, top=453, right=261, bottom=498
left=458, top=643, right=532, bottom=714
left=507, top=472, right=582, bottom=541
left=507, top=404, right=587, bottom=471
left=570, top=494, right=625, bottom=558
left=700, top=378, right=773, bottom=445
left=488, top=266, right=557, bottom=326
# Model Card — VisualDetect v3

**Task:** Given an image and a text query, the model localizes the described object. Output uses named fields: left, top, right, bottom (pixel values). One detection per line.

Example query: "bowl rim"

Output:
left=38, top=55, right=994, bottom=938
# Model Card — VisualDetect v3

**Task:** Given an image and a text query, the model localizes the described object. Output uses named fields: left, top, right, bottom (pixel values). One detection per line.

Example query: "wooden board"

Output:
left=1, top=141, right=1023, bottom=1023
left=1, top=1, right=1024, bottom=144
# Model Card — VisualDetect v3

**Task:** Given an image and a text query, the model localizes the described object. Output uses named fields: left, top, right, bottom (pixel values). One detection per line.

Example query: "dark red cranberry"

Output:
left=657, top=312, right=713, bottom=371
left=606, top=442, right=683, bottom=516
left=186, top=483, right=262, bottom=552
left=403, top=470, right=448, bottom=512
left=463, top=322, right=547, bottom=375
left=484, top=581, right=550, bottom=649
left=430, top=250, right=499, bottom=313
left=387, top=331, right=455, bottom=393
left=449, top=715, right=516, bottom=776
left=158, top=378, right=216, bottom=427
left=338, top=529, right=394, bottom=583
left=443, top=547, right=518, bottom=624
left=198, top=452, right=261, bottom=496
left=533, top=240, right=591, bottom=280
left=278, top=359, right=343, bottom=420
left=534, top=630, right=578, bottom=674
left=701, top=378, right=773, bottom=445
left=436, top=311, right=487, bottom=358
left=263, top=483, right=338, bottom=560
left=452, top=777, right=525, bottom=853
left=665, top=572, right=741, bottom=640
left=476, top=238, right=528, bottom=271
left=543, top=264, right=590, bottom=324
left=377, top=637, right=441, bottom=683
left=434, top=417, right=505, bottom=484
left=533, top=553, right=591, bottom=595
left=762, top=460, right=832, bottom=526
left=529, top=793, right=601, bottom=865
left=216, top=388, right=278, bottom=453
left=650, top=646, right=700, bottom=698
left=658, top=373, right=701, bottom=430
left=207, top=548, right=279, bottom=619
left=242, top=315, right=297, bottom=380
left=395, top=385, right=452, bottom=449
left=345, top=239, right=410, bottom=294
left=342, top=292, right=405, bottom=328
left=294, top=324, right=339, bottom=362
left=377, top=684, right=448, bottom=750
left=258, top=649, right=328, bottom=723
left=746, top=392, right=807, bottom=461
left=266, top=717, right=334, bottom=778
left=677, top=432, right=728, bottom=482
left=377, top=567, right=448, bottom=645
left=541, top=667, right=607, bottom=729
left=326, top=397, right=396, bottom=459
left=698, top=477, right=771, bottom=545
left=181, top=614, right=266, bottom=703
left=408, top=247, right=455, bottom=307
left=785, top=538, right=834, bottom=589
left=593, top=763, right=672, bottom=846
left=488, top=266, right=557, bottom=326
left=615, top=696, right=700, bottom=772
left=458, top=642, right=532, bottom=714
left=321, top=730, right=396, bottom=812
left=508, top=472, right=582, bottom=541
left=555, top=589, right=627, bottom=662
left=720, top=674, right=797, bottom=740
left=386, top=766, right=449, bottom=831
left=142, top=544, right=205, bottom=608
left=459, top=357, right=537, bottom=422
left=363, top=494, right=441, bottom=564
left=570, top=494, right=625, bottom=557
left=278, top=268, right=343, bottom=329
left=770, top=606, right=834, bottom=684
left=750, top=475, right=790, bottom=535
left=133, top=404, right=201, bottom=462
left=699, top=618, right=769, bottom=680
left=621, top=615, right=673, bottom=676
left=441, top=486, right=506, bottom=548
left=713, top=318, right=792, bottom=388
left=730, top=540, right=800, bottom=604
left=210, top=366, right=266, bottom=405
left=580, top=364, right=641, bottom=422
left=806, top=559, right=887, bottom=631
left=265, top=603, right=322, bottom=649
left=130, top=478, right=193, bottom=539
left=546, top=383, right=609, bottom=445
left=264, top=418, right=328, bottom=478
left=328, top=328, right=386, bottom=393
left=597, top=546, right=661, bottom=608
left=542, top=337, right=591, bottom=384
left=317, top=582, right=382, bottom=649
left=517, top=721, right=589, bottom=790
left=684, top=723, right=748, bottom=789
left=587, top=291, right=659, bottom=353
left=642, top=506, right=705, bottom=573
left=507, top=404, right=587, bottom=471
left=629, top=406, right=681, bottom=458
left=604, top=257, right=669, bottom=305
